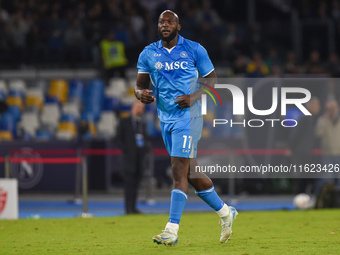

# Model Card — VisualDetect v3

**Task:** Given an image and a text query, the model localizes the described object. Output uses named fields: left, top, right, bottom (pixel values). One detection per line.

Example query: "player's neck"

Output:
left=162, top=35, right=178, bottom=49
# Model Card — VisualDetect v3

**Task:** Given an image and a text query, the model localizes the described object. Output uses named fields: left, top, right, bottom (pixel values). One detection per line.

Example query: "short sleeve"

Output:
left=137, top=49, right=150, bottom=73
left=196, top=44, right=214, bottom=77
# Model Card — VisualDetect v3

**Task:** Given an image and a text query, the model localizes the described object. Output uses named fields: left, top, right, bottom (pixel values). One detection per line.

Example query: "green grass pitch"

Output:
left=1, top=209, right=339, bottom=255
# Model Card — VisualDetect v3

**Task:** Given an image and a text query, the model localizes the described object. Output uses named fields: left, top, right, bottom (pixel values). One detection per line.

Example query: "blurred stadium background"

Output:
left=0, top=0, right=340, bottom=218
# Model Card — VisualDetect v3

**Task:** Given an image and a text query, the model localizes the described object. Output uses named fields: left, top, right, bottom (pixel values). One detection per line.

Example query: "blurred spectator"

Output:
left=332, top=0, right=340, bottom=20
left=0, top=0, right=338, bottom=71
left=46, top=10, right=65, bottom=64
left=106, top=0, right=124, bottom=23
left=177, top=0, right=198, bottom=39
left=271, top=64, right=282, bottom=76
left=116, top=100, right=151, bottom=214
left=26, top=24, right=44, bottom=64
left=85, top=20, right=104, bottom=66
left=297, top=0, right=316, bottom=20
left=196, top=0, right=221, bottom=27
left=88, top=2, right=104, bottom=23
left=140, top=0, right=161, bottom=17
left=283, top=50, right=301, bottom=74
left=328, top=78, right=340, bottom=104
left=325, top=52, right=340, bottom=77
left=220, top=24, right=244, bottom=62
left=265, top=48, right=282, bottom=73
left=0, top=2, right=9, bottom=22
left=248, top=23, right=263, bottom=54
left=9, top=10, right=29, bottom=65
left=314, top=100, right=340, bottom=206
left=289, top=97, right=321, bottom=194
left=194, top=0, right=221, bottom=60
left=232, top=55, right=247, bottom=76
left=0, top=23, right=11, bottom=64
left=305, top=50, right=325, bottom=74
left=76, top=1, right=87, bottom=22
left=127, top=7, right=145, bottom=43
left=64, top=18, right=85, bottom=67
left=317, top=2, right=329, bottom=21
left=246, top=52, right=270, bottom=77
left=157, top=0, right=179, bottom=13
left=100, top=31, right=128, bottom=83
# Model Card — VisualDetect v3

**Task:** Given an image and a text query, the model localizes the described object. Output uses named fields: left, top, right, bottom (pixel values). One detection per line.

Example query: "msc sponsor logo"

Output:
left=154, top=61, right=164, bottom=70
left=155, top=61, right=188, bottom=71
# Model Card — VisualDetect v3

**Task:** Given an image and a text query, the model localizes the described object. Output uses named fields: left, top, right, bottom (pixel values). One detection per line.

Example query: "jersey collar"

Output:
left=157, top=34, right=184, bottom=49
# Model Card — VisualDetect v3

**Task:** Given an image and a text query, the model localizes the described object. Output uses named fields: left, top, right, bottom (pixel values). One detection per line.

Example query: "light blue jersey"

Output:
left=137, top=35, right=214, bottom=123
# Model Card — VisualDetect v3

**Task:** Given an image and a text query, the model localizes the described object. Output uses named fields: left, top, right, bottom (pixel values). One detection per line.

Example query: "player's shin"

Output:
left=166, top=189, right=188, bottom=234
left=195, top=186, right=229, bottom=217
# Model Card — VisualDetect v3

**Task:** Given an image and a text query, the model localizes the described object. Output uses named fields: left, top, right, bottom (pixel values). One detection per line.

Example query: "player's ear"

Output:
left=177, top=24, right=181, bottom=31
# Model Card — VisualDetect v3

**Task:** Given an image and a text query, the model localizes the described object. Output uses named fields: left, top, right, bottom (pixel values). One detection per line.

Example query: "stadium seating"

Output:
left=97, top=111, right=118, bottom=138
left=88, top=122, right=97, bottom=137
left=0, top=130, right=13, bottom=141
left=127, top=78, right=137, bottom=97
left=0, top=80, right=8, bottom=95
left=26, top=88, right=44, bottom=112
left=35, top=129, right=53, bottom=140
left=68, top=80, right=85, bottom=102
left=48, top=79, right=69, bottom=104
left=0, top=91, right=6, bottom=101
left=103, top=96, right=120, bottom=111
left=83, top=79, right=105, bottom=121
left=17, top=112, right=40, bottom=138
left=41, top=103, right=60, bottom=128
left=62, top=102, right=81, bottom=120
left=0, top=77, right=161, bottom=141
left=6, top=96, right=24, bottom=110
left=9, top=79, right=26, bottom=94
left=0, top=111, right=18, bottom=138
left=6, top=106, right=21, bottom=123
left=56, top=122, right=77, bottom=140
left=79, top=111, right=97, bottom=140
left=105, top=77, right=127, bottom=99
left=32, top=79, right=49, bottom=93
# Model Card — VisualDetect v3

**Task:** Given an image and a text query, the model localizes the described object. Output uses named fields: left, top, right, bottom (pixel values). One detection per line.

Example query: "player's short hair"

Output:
left=159, top=10, right=179, bottom=23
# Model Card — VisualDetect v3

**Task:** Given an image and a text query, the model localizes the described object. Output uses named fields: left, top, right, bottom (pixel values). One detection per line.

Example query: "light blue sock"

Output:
left=169, top=189, right=188, bottom=224
left=195, top=186, right=224, bottom=211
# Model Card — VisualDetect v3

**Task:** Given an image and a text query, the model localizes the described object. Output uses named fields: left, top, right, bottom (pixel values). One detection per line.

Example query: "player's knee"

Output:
left=172, top=169, right=187, bottom=182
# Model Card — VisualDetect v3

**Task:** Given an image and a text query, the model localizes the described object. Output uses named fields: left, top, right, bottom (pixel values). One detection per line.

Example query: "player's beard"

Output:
left=158, top=29, right=178, bottom=42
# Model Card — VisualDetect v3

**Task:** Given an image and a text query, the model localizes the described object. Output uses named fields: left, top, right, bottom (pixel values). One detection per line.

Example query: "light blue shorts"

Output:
left=160, top=116, right=203, bottom=158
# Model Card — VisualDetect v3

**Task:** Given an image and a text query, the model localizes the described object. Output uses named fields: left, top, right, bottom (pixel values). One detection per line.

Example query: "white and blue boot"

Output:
left=152, top=228, right=178, bottom=246
left=220, top=206, right=238, bottom=243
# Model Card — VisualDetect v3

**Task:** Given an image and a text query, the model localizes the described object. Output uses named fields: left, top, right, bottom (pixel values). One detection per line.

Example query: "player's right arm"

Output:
left=135, top=48, right=156, bottom=104
left=134, top=73, right=155, bottom=104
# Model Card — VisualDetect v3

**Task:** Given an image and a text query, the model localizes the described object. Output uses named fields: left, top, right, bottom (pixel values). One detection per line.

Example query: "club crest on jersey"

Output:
left=180, top=51, right=188, bottom=58
left=155, top=61, right=164, bottom=70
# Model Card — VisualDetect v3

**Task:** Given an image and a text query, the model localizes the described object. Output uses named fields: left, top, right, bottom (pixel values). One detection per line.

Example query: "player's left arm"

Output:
left=174, top=70, right=217, bottom=108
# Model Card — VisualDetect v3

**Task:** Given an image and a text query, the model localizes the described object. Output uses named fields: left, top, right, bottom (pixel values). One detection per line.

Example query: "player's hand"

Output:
left=174, top=95, right=192, bottom=108
left=140, top=89, right=155, bottom=104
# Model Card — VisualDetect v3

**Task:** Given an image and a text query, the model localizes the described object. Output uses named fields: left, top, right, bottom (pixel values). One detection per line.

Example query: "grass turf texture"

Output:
left=0, top=210, right=339, bottom=255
